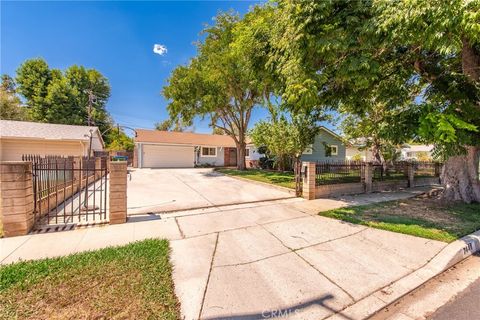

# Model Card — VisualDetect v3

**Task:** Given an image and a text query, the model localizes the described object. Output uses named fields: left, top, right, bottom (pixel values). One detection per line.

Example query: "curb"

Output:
left=216, top=172, right=298, bottom=196
left=326, top=229, right=480, bottom=320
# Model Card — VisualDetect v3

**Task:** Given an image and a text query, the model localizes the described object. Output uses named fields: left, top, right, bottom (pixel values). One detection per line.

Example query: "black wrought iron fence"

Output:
left=372, top=161, right=408, bottom=181
left=315, top=161, right=364, bottom=185
left=22, top=155, right=108, bottom=226
left=413, top=161, right=441, bottom=177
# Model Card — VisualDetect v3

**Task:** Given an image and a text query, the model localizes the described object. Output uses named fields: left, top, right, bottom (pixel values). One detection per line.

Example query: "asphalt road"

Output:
left=429, top=274, right=480, bottom=320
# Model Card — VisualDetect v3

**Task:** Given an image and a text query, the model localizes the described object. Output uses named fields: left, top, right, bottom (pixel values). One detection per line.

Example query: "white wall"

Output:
left=345, top=147, right=373, bottom=161
left=245, top=145, right=263, bottom=161
left=0, top=138, right=86, bottom=161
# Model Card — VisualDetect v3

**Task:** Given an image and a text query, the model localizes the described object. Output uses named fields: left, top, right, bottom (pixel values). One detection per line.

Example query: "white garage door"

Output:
left=142, top=144, right=194, bottom=168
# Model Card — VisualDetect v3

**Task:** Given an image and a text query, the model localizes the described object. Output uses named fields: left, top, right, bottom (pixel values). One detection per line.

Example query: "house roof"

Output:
left=0, top=120, right=104, bottom=147
left=135, top=129, right=236, bottom=147
left=319, top=126, right=343, bottom=141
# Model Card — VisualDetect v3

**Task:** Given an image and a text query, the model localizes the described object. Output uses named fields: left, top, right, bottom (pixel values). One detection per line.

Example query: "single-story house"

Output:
left=245, top=140, right=264, bottom=168
left=345, top=138, right=374, bottom=161
left=134, top=129, right=238, bottom=168
left=400, top=144, right=434, bottom=160
left=300, top=127, right=346, bottom=162
left=0, top=120, right=104, bottom=161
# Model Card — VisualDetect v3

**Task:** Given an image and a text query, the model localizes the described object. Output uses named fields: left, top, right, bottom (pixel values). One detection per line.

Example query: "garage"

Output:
left=142, top=144, right=194, bottom=168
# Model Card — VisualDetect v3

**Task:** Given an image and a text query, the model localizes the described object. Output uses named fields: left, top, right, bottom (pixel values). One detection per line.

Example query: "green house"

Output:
left=300, top=127, right=346, bottom=162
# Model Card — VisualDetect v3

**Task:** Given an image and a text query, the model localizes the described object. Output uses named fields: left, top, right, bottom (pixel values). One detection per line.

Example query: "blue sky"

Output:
left=2, top=1, right=336, bottom=134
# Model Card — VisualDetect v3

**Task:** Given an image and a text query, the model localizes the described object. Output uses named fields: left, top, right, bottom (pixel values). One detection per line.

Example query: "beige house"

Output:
left=0, top=120, right=104, bottom=161
left=134, top=129, right=238, bottom=168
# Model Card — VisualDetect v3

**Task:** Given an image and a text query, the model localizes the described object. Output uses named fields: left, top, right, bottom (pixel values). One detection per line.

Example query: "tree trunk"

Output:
left=293, top=156, right=302, bottom=197
left=441, top=146, right=480, bottom=203
left=441, top=40, right=480, bottom=203
left=236, top=141, right=246, bottom=170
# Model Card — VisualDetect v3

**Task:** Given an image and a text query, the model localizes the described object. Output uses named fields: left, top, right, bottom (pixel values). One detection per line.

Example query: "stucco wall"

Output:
left=0, top=138, right=87, bottom=161
left=300, top=131, right=346, bottom=162
left=197, top=146, right=225, bottom=166
left=346, top=147, right=374, bottom=161
left=246, top=145, right=263, bottom=161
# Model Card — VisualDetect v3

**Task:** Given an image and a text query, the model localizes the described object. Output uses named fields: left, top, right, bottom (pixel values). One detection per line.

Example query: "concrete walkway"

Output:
left=0, top=187, right=446, bottom=320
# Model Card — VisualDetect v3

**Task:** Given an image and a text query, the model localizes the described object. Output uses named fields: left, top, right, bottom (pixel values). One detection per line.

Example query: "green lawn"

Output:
left=0, top=239, right=180, bottom=319
left=218, top=169, right=296, bottom=189
left=319, top=197, right=480, bottom=242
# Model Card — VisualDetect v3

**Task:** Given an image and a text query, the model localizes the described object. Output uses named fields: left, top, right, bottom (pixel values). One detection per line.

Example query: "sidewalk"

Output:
left=0, top=187, right=461, bottom=320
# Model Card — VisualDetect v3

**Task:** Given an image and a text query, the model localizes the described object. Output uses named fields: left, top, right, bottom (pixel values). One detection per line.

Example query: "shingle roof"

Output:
left=0, top=120, right=102, bottom=144
left=135, top=129, right=236, bottom=147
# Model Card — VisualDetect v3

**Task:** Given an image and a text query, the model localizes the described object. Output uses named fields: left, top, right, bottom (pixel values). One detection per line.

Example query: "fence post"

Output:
left=364, top=162, right=373, bottom=193
left=73, top=156, right=81, bottom=193
left=302, top=162, right=316, bottom=200
left=109, top=161, right=127, bottom=224
left=407, top=162, right=415, bottom=188
left=434, top=162, right=441, bottom=177
left=95, top=157, right=102, bottom=179
left=0, top=162, right=35, bottom=237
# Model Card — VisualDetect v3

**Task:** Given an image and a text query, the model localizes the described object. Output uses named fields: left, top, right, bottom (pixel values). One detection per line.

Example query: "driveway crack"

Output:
left=199, top=232, right=219, bottom=319
left=174, top=217, right=185, bottom=239
left=258, top=223, right=361, bottom=303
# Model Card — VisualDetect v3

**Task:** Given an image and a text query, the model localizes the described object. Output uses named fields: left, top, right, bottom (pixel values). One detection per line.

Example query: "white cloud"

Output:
left=153, top=44, right=167, bottom=56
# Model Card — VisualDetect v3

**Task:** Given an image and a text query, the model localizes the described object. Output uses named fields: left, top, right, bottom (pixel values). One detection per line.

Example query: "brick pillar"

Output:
left=364, top=162, right=373, bottom=193
left=407, top=162, right=415, bottom=188
left=109, top=161, right=127, bottom=224
left=302, top=162, right=316, bottom=200
left=0, top=162, right=35, bottom=237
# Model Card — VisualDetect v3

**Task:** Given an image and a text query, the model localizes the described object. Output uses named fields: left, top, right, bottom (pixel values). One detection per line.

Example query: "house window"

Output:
left=201, top=147, right=217, bottom=157
left=245, top=148, right=250, bottom=157
left=303, top=144, right=313, bottom=155
left=330, top=145, right=338, bottom=156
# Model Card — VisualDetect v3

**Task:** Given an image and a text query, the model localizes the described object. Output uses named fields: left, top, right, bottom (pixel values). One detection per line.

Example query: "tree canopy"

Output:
left=15, top=58, right=112, bottom=133
left=267, top=0, right=479, bottom=202
left=6, top=58, right=132, bottom=152
left=0, top=75, right=28, bottom=121
left=163, top=9, right=279, bottom=169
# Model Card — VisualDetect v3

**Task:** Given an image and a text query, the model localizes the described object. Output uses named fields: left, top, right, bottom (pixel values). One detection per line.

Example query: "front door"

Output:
left=229, top=148, right=237, bottom=166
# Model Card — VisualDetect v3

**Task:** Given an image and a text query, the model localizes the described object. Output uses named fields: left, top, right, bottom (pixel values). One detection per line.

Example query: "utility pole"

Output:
left=85, top=89, right=96, bottom=126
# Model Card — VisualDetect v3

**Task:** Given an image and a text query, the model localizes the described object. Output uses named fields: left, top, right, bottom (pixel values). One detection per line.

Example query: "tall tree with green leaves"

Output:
left=271, top=0, right=479, bottom=202
left=163, top=10, right=275, bottom=170
left=15, top=58, right=112, bottom=133
left=374, top=0, right=480, bottom=202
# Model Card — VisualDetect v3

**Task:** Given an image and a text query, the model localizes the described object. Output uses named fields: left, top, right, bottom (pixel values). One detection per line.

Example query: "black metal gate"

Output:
left=23, top=155, right=108, bottom=227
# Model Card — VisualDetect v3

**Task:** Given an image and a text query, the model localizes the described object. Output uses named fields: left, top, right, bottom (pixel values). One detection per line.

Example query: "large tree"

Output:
left=374, top=0, right=480, bottom=202
left=271, top=0, right=479, bottom=202
left=12, top=58, right=132, bottom=151
left=15, top=58, right=112, bottom=133
left=163, top=10, right=275, bottom=170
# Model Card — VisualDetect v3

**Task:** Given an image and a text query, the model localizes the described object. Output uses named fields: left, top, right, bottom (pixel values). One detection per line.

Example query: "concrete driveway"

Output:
left=127, top=168, right=293, bottom=214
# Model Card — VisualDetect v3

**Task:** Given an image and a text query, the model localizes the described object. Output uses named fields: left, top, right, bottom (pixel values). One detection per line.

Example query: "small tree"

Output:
left=250, top=111, right=322, bottom=196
